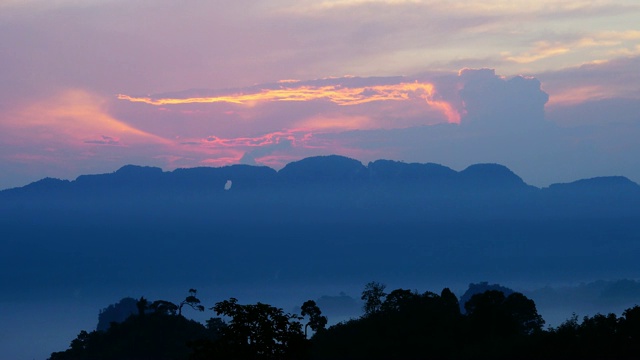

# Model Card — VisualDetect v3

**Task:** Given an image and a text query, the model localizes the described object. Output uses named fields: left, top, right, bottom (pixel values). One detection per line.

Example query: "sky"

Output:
left=1, top=0, right=640, bottom=189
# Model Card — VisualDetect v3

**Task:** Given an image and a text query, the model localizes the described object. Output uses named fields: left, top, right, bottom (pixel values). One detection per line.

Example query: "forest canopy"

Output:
left=48, top=284, right=640, bottom=360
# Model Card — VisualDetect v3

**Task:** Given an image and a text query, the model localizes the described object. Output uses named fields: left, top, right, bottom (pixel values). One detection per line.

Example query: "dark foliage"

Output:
left=312, top=284, right=639, bottom=359
left=202, top=298, right=309, bottom=359
left=536, top=305, right=640, bottom=359
left=49, top=312, right=213, bottom=360
left=312, top=286, right=464, bottom=359
left=49, top=286, right=640, bottom=360
left=97, top=297, right=138, bottom=332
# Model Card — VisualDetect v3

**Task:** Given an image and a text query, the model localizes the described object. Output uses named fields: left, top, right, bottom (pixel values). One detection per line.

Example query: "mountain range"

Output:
left=3, top=155, right=639, bottom=220
left=1, top=155, right=639, bottom=300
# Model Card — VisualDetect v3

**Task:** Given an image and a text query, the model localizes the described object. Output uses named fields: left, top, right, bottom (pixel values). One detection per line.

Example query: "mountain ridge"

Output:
left=2, top=155, right=640, bottom=314
left=3, top=155, right=638, bottom=194
left=2, top=155, right=638, bottom=224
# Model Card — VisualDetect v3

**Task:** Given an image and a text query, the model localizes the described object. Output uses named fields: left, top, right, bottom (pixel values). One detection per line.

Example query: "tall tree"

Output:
left=300, top=300, right=328, bottom=337
left=361, top=281, right=386, bottom=316
left=178, top=288, right=205, bottom=316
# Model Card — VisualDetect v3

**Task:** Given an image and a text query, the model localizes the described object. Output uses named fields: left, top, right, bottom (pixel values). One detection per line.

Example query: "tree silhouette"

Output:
left=361, top=281, right=386, bottom=316
left=211, top=298, right=307, bottom=359
left=178, top=288, right=205, bottom=316
left=300, top=300, right=327, bottom=337
left=50, top=307, right=212, bottom=360
left=380, top=288, right=418, bottom=312
left=503, top=292, right=545, bottom=335
left=440, top=287, right=461, bottom=316
left=149, top=300, right=179, bottom=315
left=136, top=296, right=149, bottom=316
left=97, top=297, right=138, bottom=331
left=465, top=290, right=544, bottom=341
left=49, top=285, right=640, bottom=359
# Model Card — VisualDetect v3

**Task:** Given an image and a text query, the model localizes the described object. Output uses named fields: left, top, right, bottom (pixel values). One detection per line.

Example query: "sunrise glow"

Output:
left=118, top=82, right=461, bottom=124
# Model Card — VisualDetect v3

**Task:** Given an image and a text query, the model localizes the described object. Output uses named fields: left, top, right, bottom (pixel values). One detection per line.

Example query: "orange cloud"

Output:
left=546, top=85, right=609, bottom=106
left=118, top=81, right=461, bottom=123
left=503, top=41, right=571, bottom=63
left=297, top=114, right=373, bottom=131
left=202, top=132, right=295, bottom=148
left=8, top=89, right=169, bottom=146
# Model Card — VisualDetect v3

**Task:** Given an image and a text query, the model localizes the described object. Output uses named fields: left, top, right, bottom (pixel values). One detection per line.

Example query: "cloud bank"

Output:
left=1, top=0, right=639, bottom=189
left=3, top=64, right=639, bottom=189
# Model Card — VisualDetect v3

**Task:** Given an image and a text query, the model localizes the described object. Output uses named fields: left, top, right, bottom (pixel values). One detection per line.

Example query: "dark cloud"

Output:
left=547, top=98, right=640, bottom=126
left=240, top=138, right=294, bottom=166
left=458, top=69, right=549, bottom=129
left=84, top=135, right=120, bottom=145
left=538, top=56, right=640, bottom=103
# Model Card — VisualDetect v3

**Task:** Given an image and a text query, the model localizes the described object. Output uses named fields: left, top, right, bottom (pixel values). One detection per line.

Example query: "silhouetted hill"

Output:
left=2, top=154, right=640, bottom=223
left=546, top=176, right=640, bottom=195
left=3, top=156, right=638, bottom=207
left=2, top=177, right=71, bottom=197
left=2, top=155, right=640, bottom=297
left=279, top=155, right=368, bottom=185
left=367, top=159, right=456, bottom=186
left=541, top=176, right=640, bottom=218
left=458, top=163, right=531, bottom=191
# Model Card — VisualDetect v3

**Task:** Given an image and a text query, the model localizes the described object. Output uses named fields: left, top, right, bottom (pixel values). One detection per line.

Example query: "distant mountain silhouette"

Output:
left=279, top=155, right=368, bottom=185
left=4, top=155, right=637, bottom=202
left=3, top=154, right=640, bottom=223
left=368, top=159, right=456, bottom=185
left=2, top=155, right=640, bottom=224
left=2, top=155, right=640, bottom=296
left=458, top=163, right=531, bottom=191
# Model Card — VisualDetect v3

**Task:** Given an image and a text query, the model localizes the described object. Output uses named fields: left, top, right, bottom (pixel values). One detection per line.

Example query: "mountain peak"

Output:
left=547, top=176, right=640, bottom=193
left=278, top=155, right=367, bottom=183
left=114, top=165, right=164, bottom=176
left=459, top=163, right=528, bottom=189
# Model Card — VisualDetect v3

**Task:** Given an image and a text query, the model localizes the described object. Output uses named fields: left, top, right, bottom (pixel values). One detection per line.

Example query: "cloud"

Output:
left=112, top=77, right=460, bottom=145
left=84, top=135, right=120, bottom=145
left=502, top=30, right=640, bottom=65
left=1, top=0, right=639, bottom=192
left=547, top=98, right=640, bottom=126
left=121, top=69, right=556, bottom=175
left=274, top=67, right=638, bottom=187
left=118, top=80, right=460, bottom=123
left=0, top=89, right=175, bottom=188
left=240, top=138, right=294, bottom=166
left=539, top=55, right=640, bottom=105
left=275, top=0, right=640, bottom=76
left=457, top=69, right=549, bottom=128
left=2, top=90, right=167, bottom=145
left=3, top=0, right=637, bottom=112
left=503, top=42, right=571, bottom=64
left=1, top=66, right=640, bottom=191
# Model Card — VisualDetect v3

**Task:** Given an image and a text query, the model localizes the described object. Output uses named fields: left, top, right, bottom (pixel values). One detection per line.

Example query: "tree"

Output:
left=97, top=297, right=138, bottom=331
left=178, top=288, right=205, bottom=316
left=136, top=296, right=149, bottom=316
left=361, top=281, right=386, bottom=316
left=300, top=300, right=328, bottom=337
left=50, top=308, right=212, bottom=360
left=211, top=298, right=307, bottom=359
left=380, top=288, right=418, bottom=312
left=149, top=300, right=178, bottom=315
left=465, top=290, right=544, bottom=339
left=503, top=292, right=545, bottom=335
left=440, top=287, right=461, bottom=316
